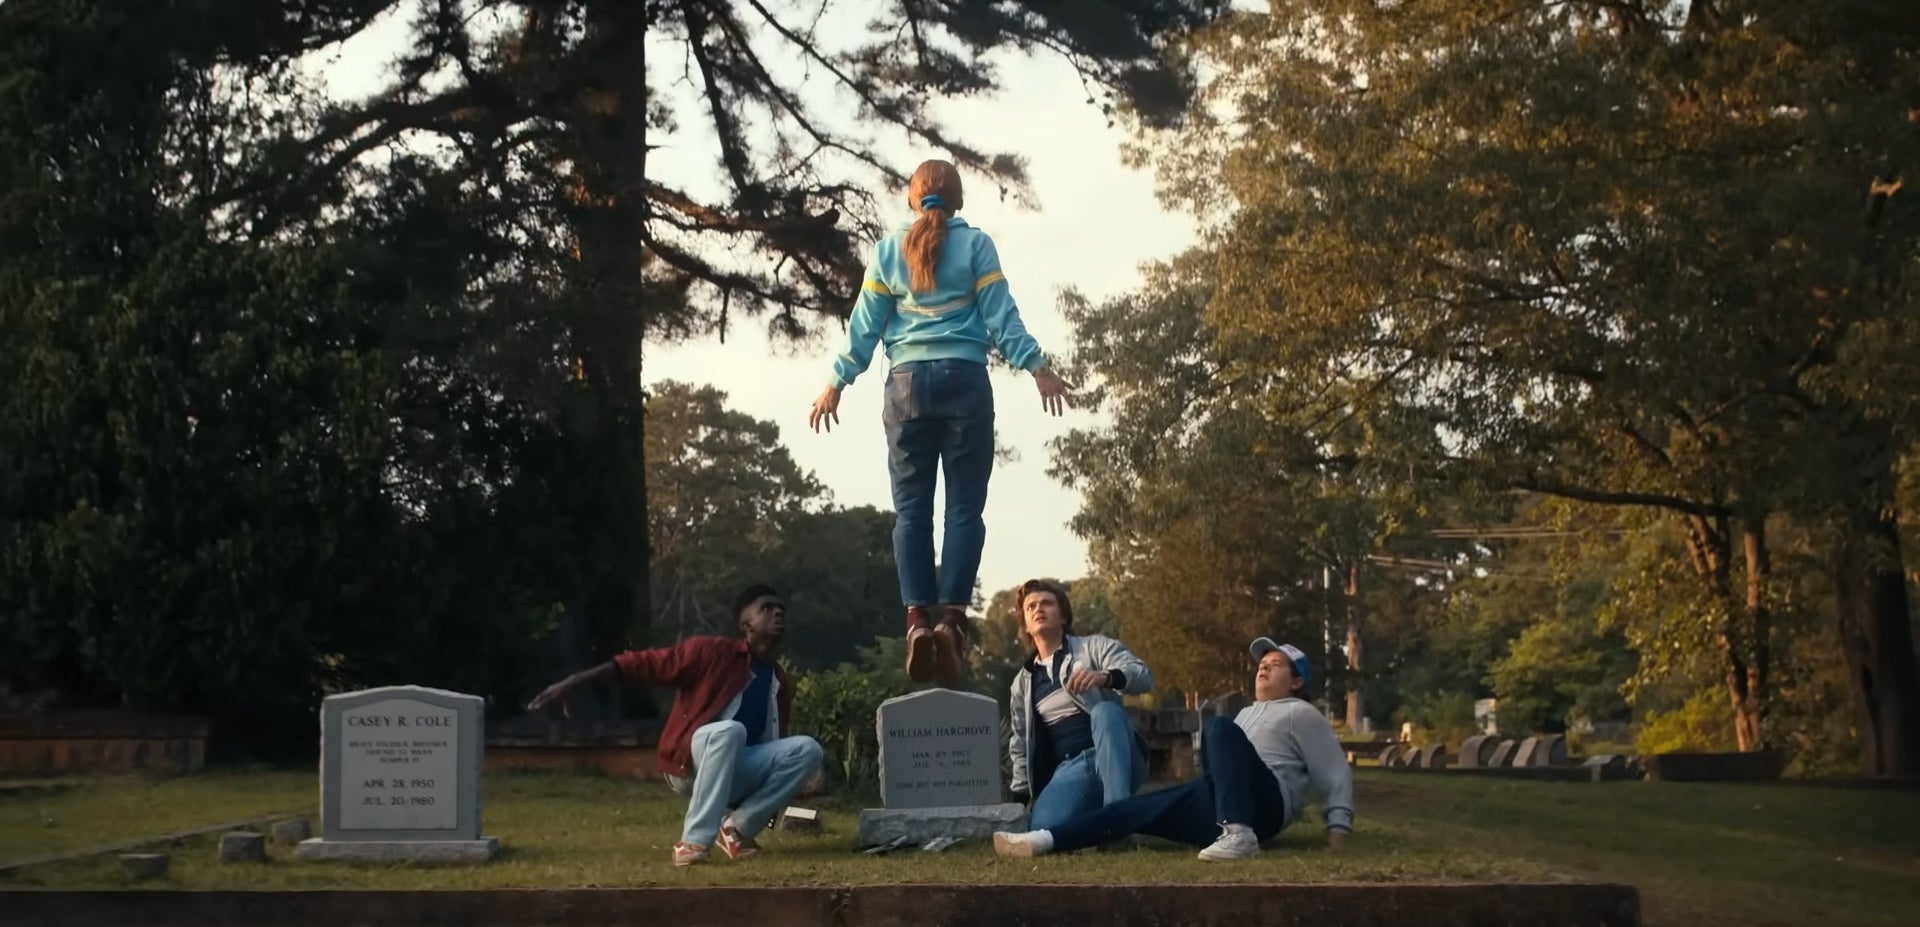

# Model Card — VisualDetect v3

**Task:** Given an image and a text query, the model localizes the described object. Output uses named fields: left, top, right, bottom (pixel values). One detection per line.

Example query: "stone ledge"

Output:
left=293, top=837, right=500, bottom=865
left=2, top=883, right=1642, bottom=927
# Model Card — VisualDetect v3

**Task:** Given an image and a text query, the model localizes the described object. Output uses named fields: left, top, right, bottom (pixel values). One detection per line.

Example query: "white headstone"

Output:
left=296, top=685, right=498, bottom=864
left=875, top=690, right=1002, bottom=810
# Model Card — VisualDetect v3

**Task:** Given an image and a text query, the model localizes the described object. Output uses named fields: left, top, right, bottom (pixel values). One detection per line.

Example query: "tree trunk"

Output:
left=1730, top=518, right=1771, bottom=752
left=1833, top=503, right=1920, bottom=777
left=1682, top=512, right=1766, bottom=751
left=1343, top=562, right=1364, bottom=731
left=565, top=4, right=652, bottom=660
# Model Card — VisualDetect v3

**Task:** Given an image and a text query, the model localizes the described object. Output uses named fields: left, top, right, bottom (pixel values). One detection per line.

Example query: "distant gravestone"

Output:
left=1487, top=739, right=1519, bottom=768
left=119, top=853, right=168, bottom=881
left=1393, top=748, right=1418, bottom=768
left=1458, top=735, right=1496, bottom=768
left=857, top=690, right=1024, bottom=845
left=1206, top=691, right=1251, bottom=721
left=295, top=685, right=499, bottom=864
left=1377, top=745, right=1404, bottom=768
left=1417, top=745, right=1449, bottom=769
left=1581, top=754, right=1627, bottom=782
left=218, top=832, right=265, bottom=863
left=1514, top=736, right=1545, bottom=767
left=1540, top=734, right=1568, bottom=766
left=270, top=818, right=311, bottom=847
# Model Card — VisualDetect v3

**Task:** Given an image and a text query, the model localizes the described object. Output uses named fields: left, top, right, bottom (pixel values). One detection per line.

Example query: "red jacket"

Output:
left=614, top=636, right=793, bottom=778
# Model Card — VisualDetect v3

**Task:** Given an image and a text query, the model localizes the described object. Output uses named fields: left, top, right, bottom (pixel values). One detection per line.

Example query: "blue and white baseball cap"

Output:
left=1248, top=637, right=1310, bottom=687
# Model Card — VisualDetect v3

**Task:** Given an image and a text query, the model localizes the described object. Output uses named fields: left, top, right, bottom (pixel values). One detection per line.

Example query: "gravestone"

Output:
left=295, top=685, right=499, bottom=864
left=119, top=853, right=168, bottom=881
left=1377, top=745, right=1404, bottom=768
left=1539, top=733, right=1568, bottom=766
left=857, top=690, right=1025, bottom=846
left=1487, top=739, right=1519, bottom=768
left=1458, top=735, right=1495, bottom=768
left=1513, top=736, right=1545, bottom=767
left=270, top=818, right=311, bottom=847
left=1417, top=745, right=1449, bottom=769
left=218, top=832, right=265, bottom=863
left=1393, top=747, right=1418, bottom=768
left=1205, top=691, right=1250, bottom=721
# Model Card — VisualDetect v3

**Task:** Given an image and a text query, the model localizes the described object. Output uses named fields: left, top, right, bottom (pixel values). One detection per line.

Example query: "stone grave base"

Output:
left=294, top=837, right=500, bottom=865
left=857, top=802, right=1026, bottom=846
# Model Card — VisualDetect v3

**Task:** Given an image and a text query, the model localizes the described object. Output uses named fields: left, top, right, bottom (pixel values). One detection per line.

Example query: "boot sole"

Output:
left=931, top=624, right=965, bottom=686
left=906, top=629, right=935, bottom=683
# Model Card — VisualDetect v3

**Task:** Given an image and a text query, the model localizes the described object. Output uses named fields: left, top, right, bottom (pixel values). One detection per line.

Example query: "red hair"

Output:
left=903, top=160, right=964, bottom=295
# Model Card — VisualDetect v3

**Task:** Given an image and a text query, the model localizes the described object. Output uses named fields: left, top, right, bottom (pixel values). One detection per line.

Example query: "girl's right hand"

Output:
left=1034, top=367, right=1074, bottom=416
left=808, top=385, right=843, bottom=433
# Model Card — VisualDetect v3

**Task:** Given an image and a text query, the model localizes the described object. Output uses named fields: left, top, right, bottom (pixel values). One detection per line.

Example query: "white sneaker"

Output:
left=1197, top=824, right=1261, bottom=861
left=993, top=830, right=1054, bottom=857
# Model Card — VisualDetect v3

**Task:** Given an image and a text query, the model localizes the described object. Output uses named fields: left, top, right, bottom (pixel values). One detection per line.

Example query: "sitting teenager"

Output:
left=1006, top=579, right=1154, bottom=831
left=526, top=584, right=823, bottom=866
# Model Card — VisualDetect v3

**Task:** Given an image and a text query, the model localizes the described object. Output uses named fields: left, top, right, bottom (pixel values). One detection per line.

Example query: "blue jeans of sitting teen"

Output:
left=1029, top=701, right=1147, bottom=831
left=1047, top=716, right=1287, bottom=853
left=883, top=358, right=995, bottom=607
left=666, top=721, right=824, bottom=847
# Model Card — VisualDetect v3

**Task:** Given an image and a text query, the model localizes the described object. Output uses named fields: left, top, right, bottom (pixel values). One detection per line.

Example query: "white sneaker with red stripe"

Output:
left=672, top=842, right=709, bottom=867
left=717, top=825, right=760, bottom=860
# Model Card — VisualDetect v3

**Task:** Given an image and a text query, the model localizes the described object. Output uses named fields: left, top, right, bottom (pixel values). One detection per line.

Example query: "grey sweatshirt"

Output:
left=1233, top=697, right=1355, bottom=833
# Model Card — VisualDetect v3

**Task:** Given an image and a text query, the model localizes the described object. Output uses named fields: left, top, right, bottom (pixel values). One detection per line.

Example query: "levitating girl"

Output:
left=808, top=159, right=1072, bottom=686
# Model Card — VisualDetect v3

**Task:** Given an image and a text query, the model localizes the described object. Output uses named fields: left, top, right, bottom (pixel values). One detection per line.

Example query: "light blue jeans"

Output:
left=1027, top=701, right=1145, bottom=831
left=665, top=721, right=824, bottom=847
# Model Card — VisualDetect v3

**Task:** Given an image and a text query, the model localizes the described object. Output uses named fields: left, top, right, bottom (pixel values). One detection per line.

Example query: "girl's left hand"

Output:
left=1034, top=367, right=1074, bottom=416
left=808, top=385, right=842, bottom=433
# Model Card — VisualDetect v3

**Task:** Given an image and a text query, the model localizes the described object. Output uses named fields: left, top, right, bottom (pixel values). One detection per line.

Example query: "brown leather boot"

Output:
left=932, top=605, right=971, bottom=686
left=905, top=606, right=936, bottom=683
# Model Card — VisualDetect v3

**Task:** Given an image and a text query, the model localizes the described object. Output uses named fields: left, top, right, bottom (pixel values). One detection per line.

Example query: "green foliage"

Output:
left=644, top=380, right=897, bottom=670
left=1112, top=0, right=1920, bottom=771
left=1636, top=689, right=1740, bottom=756
left=1398, top=691, right=1479, bottom=750
left=790, top=662, right=894, bottom=795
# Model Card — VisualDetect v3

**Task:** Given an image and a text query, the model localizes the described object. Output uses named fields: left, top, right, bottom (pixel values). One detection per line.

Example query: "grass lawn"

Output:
left=2, top=768, right=1915, bottom=927
left=0, top=772, right=309, bottom=861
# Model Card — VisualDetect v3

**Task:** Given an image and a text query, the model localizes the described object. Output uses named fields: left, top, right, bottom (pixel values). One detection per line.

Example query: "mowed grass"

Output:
left=0, top=771, right=309, bottom=861
left=3, top=768, right=1917, bottom=927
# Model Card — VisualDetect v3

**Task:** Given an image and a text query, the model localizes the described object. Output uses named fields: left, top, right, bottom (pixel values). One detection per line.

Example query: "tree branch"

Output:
left=1512, top=474, right=1731, bottom=517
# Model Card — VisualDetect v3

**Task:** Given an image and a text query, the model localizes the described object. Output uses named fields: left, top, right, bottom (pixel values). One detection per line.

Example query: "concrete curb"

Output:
left=2, top=883, right=1641, bottom=927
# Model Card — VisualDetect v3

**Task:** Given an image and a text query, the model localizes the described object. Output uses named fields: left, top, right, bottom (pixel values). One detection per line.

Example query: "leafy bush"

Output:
left=1635, top=688, right=1738, bottom=755
left=790, top=660, right=893, bottom=798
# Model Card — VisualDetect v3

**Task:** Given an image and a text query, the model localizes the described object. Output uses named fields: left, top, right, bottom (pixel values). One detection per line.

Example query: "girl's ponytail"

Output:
left=903, top=160, right=964, bottom=295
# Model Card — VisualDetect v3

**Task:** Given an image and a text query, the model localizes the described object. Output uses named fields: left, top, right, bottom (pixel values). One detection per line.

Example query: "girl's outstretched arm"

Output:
left=813, top=254, right=899, bottom=433
left=973, top=235, right=1073, bottom=415
left=829, top=266, right=899, bottom=391
left=970, top=235, right=1047, bottom=374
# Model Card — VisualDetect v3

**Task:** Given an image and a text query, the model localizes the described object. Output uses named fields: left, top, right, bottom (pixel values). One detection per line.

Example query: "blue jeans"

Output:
left=882, top=359, right=994, bottom=606
left=1047, top=716, right=1286, bottom=852
left=666, top=721, right=823, bottom=847
left=1028, top=701, right=1146, bottom=830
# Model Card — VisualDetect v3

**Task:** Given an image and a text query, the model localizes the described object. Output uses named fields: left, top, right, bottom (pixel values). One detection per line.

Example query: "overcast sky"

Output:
left=319, top=5, right=1200, bottom=600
